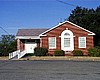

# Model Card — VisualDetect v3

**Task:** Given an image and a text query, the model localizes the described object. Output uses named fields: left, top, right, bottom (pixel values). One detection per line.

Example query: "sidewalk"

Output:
left=20, top=56, right=100, bottom=61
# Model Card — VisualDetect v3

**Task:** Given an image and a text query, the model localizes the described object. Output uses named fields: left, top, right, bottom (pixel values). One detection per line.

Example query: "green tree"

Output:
left=0, top=35, right=16, bottom=56
left=68, top=6, right=100, bottom=46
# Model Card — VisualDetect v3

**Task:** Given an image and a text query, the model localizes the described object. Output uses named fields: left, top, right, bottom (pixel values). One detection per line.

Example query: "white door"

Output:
left=61, top=30, right=74, bottom=51
left=25, top=42, right=37, bottom=53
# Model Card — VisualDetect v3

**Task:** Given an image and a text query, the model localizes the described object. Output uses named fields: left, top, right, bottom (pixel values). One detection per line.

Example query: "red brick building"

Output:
left=16, top=21, right=95, bottom=56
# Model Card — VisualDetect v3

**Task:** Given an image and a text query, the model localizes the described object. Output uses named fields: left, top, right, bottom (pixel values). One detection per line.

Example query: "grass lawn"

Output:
left=20, top=56, right=100, bottom=61
left=0, top=56, right=9, bottom=60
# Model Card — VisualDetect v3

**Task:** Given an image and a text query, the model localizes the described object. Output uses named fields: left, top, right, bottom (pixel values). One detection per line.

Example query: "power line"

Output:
left=56, top=0, right=77, bottom=22
left=56, top=0, right=77, bottom=7
left=0, top=26, right=10, bottom=35
left=56, top=0, right=97, bottom=15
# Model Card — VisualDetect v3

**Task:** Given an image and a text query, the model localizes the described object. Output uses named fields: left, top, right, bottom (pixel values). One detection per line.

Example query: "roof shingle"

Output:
left=17, top=28, right=49, bottom=36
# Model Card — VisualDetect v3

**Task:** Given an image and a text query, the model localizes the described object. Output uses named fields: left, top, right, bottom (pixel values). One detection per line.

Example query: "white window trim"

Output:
left=61, top=30, right=74, bottom=51
left=48, top=37, right=56, bottom=49
left=78, top=37, right=86, bottom=48
left=64, top=38, right=70, bottom=47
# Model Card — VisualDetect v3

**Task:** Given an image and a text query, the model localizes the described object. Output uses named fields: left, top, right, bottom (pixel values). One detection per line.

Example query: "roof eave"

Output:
left=39, top=21, right=67, bottom=36
left=66, top=21, right=95, bottom=35
left=40, top=20, right=95, bottom=36
left=39, top=34, right=47, bottom=37
left=88, top=33, right=96, bottom=36
left=15, top=36, right=40, bottom=39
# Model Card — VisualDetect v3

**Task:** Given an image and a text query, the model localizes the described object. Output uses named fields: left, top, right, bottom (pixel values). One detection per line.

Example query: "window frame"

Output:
left=48, top=37, right=56, bottom=49
left=78, top=37, right=86, bottom=48
left=61, top=30, right=74, bottom=51
left=64, top=38, right=70, bottom=47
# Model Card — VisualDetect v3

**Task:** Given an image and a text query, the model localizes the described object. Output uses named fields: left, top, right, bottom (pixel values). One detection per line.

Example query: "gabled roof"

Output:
left=17, top=28, right=49, bottom=36
left=39, top=21, right=95, bottom=36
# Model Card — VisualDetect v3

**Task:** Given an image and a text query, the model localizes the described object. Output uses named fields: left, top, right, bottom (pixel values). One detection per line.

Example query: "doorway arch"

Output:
left=61, top=29, right=74, bottom=51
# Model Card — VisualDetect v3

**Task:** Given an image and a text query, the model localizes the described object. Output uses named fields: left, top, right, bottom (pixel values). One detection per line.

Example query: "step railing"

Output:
left=9, top=50, right=20, bottom=59
left=18, top=50, right=26, bottom=59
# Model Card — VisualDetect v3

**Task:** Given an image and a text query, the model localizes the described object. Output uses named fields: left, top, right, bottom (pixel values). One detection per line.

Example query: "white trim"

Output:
left=39, top=21, right=95, bottom=36
left=67, top=21, right=95, bottom=35
left=48, top=37, right=56, bottom=49
left=39, top=34, right=47, bottom=37
left=66, top=28, right=68, bottom=30
left=60, top=35, right=75, bottom=38
left=59, top=36, right=61, bottom=38
left=61, top=30, right=74, bottom=51
left=16, top=36, right=40, bottom=39
left=88, top=33, right=95, bottom=36
left=78, top=37, right=86, bottom=48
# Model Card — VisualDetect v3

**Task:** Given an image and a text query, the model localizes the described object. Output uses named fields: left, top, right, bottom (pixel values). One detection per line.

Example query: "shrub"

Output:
left=95, top=46, right=100, bottom=49
left=34, top=47, right=48, bottom=56
left=24, top=53, right=34, bottom=57
left=72, top=50, right=83, bottom=56
left=88, top=47, right=100, bottom=57
left=0, top=52, right=3, bottom=56
left=54, top=50, right=65, bottom=56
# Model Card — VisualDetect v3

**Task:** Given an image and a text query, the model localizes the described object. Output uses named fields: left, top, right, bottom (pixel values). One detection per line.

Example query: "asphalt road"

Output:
left=0, top=60, right=100, bottom=80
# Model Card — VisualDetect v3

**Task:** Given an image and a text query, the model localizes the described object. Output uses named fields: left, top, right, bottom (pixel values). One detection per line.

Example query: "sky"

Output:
left=0, top=0, right=100, bottom=36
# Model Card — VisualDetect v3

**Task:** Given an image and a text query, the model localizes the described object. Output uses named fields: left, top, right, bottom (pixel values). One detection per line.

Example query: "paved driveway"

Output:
left=0, top=60, right=100, bottom=80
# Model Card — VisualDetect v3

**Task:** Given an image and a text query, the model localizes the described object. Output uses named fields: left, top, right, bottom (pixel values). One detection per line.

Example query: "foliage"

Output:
left=34, top=47, right=48, bottom=56
left=88, top=47, right=100, bottom=57
left=72, top=50, right=83, bottom=56
left=54, top=50, right=65, bottom=56
left=0, top=35, right=16, bottom=56
left=68, top=6, right=100, bottom=46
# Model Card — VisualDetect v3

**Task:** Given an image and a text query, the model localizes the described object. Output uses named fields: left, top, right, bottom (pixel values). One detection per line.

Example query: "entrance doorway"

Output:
left=25, top=42, right=37, bottom=53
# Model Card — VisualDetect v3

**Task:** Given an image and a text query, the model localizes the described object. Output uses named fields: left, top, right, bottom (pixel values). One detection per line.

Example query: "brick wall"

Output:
left=41, top=22, right=94, bottom=56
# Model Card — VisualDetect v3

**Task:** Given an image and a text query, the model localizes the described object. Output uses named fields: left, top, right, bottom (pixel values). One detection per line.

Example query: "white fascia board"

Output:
left=39, top=21, right=67, bottom=36
left=39, top=34, right=47, bottom=37
left=40, top=20, right=95, bottom=36
left=66, top=21, right=95, bottom=36
left=59, top=36, right=61, bottom=38
left=15, top=36, right=40, bottom=39
left=88, top=33, right=95, bottom=36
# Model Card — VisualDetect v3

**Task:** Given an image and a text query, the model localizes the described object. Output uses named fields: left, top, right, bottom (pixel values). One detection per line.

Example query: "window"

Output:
left=48, top=37, right=56, bottom=49
left=61, top=30, right=74, bottom=51
left=79, top=37, right=86, bottom=48
left=64, top=33, right=70, bottom=36
left=64, top=38, right=70, bottom=47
